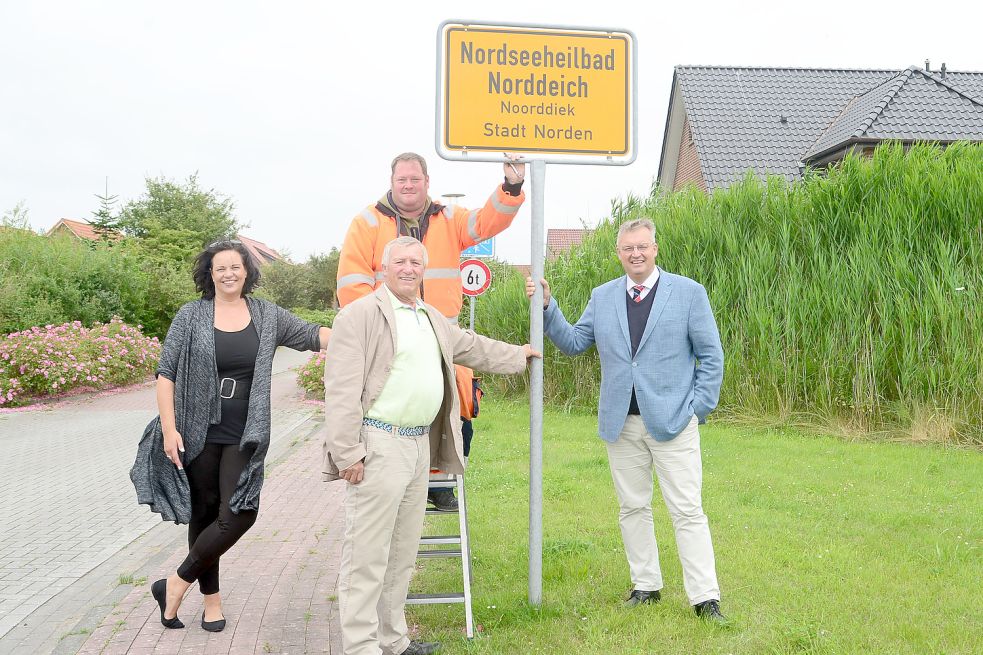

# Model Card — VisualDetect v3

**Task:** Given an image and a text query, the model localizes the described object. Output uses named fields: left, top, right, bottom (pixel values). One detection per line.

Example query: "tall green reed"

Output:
left=474, top=143, right=983, bottom=444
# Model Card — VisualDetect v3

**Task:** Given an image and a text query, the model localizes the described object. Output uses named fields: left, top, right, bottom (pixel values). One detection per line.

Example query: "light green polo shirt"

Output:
left=365, top=285, right=444, bottom=428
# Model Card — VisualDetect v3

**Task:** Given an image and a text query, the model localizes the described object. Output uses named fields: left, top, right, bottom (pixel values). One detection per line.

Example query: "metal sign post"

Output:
left=437, top=19, right=637, bottom=607
left=527, top=159, right=546, bottom=605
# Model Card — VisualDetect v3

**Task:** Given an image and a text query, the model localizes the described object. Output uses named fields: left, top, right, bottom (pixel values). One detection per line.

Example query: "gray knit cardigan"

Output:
left=130, top=297, right=321, bottom=524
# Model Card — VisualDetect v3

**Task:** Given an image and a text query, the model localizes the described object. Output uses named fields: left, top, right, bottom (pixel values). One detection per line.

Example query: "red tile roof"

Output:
left=237, top=233, right=284, bottom=265
left=546, top=228, right=589, bottom=258
left=46, top=218, right=114, bottom=241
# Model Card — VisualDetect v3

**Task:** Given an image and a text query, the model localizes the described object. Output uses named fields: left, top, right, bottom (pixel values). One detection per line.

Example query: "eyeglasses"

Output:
left=208, top=239, right=241, bottom=249
left=619, top=244, right=653, bottom=254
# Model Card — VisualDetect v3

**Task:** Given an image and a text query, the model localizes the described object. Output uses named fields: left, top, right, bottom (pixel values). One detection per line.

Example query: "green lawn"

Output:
left=408, top=401, right=983, bottom=654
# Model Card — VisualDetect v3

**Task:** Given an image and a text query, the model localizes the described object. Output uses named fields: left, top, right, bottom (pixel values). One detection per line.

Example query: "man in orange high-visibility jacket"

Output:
left=337, top=151, right=526, bottom=511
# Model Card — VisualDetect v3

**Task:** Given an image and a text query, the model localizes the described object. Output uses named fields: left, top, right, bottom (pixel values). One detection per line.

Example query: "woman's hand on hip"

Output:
left=163, top=429, right=185, bottom=469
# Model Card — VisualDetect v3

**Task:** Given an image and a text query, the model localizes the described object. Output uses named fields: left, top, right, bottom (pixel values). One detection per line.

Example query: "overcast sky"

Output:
left=3, top=1, right=981, bottom=264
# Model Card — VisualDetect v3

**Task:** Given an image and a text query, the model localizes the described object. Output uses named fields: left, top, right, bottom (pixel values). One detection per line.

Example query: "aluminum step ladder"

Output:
left=405, top=475, right=475, bottom=638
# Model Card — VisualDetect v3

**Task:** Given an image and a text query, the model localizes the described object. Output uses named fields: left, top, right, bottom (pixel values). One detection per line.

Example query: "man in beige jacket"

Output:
left=323, top=236, right=538, bottom=655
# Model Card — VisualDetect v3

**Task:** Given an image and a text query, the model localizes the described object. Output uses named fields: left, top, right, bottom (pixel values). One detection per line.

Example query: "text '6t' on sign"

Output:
left=460, top=259, right=492, bottom=296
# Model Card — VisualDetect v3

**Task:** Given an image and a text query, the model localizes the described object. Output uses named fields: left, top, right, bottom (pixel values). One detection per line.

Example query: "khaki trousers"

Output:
left=338, top=425, right=430, bottom=655
left=605, top=415, right=720, bottom=605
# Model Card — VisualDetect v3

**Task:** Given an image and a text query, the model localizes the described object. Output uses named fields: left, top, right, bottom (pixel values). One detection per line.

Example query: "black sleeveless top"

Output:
left=206, top=321, right=259, bottom=444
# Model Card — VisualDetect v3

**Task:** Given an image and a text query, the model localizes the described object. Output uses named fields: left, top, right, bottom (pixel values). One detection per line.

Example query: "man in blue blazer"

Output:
left=526, top=218, right=727, bottom=623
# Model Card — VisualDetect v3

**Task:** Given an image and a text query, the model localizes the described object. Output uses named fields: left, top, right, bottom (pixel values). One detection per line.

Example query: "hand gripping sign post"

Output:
left=437, top=20, right=637, bottom=606
left=460, top=258, right=492, bottom=330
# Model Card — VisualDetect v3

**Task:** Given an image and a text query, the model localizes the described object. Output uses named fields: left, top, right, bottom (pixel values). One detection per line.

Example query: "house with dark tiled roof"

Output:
left=658, top=64, right=983, bottom=192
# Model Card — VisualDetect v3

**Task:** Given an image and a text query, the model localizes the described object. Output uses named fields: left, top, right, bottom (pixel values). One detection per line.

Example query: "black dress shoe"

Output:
left=399, top=640, right=441, bottom=655
left=694, top=599, right=729, bottom=624
left=624, top=589, right=661, bottom=607
left=427, top=489, right=458, bottom=511
left=150, top=579, right=185, bottom=629
left=201, top=615, right=226, bottom=632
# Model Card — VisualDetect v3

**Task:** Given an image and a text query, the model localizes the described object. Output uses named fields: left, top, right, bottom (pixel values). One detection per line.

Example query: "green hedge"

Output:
left=289, top=307, right=337, bottom=328
left=476, top=143, right=983, bottom=444
left=0, top=230, right=195, bottom=339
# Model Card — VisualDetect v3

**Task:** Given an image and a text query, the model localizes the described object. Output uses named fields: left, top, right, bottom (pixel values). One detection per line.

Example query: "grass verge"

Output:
left=408, top=401, right=982, bottom=654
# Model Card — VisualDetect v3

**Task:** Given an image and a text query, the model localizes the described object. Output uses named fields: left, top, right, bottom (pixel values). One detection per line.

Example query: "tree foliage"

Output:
left=255, top=248, right=339, bottom=310
left=89, top=187, right=120, bottom=240
left=115, top=174, right=243, bottom=265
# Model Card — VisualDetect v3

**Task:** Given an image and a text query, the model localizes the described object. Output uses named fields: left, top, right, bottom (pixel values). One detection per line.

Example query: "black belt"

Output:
left=219, top=377, right=251, bottom=400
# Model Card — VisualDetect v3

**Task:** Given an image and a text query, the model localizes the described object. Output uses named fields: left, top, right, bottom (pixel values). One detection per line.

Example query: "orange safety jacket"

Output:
left=336, top=183, right=524, bottom=319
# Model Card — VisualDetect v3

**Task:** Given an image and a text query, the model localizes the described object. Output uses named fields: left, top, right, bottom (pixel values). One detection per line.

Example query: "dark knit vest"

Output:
left=627, top=280, right=658, bottom=415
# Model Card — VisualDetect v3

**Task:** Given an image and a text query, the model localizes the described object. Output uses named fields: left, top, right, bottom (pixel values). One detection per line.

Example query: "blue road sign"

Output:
left=462, top=238, right=494, bottom=258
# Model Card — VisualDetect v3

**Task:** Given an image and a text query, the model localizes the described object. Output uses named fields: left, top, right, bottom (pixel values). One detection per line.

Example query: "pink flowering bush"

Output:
left=0, top=318, right=161, bottom=407
left=297, top=351, right=325, bottom=399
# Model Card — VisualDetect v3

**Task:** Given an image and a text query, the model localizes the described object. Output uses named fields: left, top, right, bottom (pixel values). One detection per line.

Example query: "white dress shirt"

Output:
left=625, top=268, right=661, bottom=302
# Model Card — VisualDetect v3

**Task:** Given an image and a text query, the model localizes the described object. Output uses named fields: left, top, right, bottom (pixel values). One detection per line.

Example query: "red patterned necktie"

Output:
left=631, top=285, right=645, bottom=303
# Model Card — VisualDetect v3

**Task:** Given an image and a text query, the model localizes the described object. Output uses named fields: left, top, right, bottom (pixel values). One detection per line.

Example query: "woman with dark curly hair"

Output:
left=130, top=239, right=330, bottom=632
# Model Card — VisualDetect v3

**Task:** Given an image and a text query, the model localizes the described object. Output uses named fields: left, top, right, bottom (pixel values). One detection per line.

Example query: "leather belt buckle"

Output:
left=219, top=377, right=237, bottom=399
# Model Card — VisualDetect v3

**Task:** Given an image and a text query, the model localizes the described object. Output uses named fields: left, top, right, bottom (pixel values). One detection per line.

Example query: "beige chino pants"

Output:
left=605, top=415, right=720, bottom=605
left=338, top=425, right=430, bottom=655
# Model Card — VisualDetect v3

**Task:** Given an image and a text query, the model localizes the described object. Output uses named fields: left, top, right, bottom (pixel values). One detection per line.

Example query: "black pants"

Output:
left=462, top=418, right=474, bottom=458
left=177, top=443, right=257, bottom=595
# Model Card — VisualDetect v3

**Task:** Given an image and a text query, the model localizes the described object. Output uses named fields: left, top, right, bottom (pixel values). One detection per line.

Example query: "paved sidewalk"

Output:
left=0, top=348, right=329, bottom=654
left=73, top=422, right=345, bottom=655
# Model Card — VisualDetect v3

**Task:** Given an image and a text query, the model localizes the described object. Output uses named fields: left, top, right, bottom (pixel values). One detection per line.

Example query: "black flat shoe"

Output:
left=151, top=579, right=185, bottom=629
left=201, top=616, right=226, bottom=632
left=624, top=588, right=661, bottom=607
left=694, top=599, right=730, bottom=625
left=427, top=489, right=458, bottom=512
left=399, top=641, right=441, bottom=655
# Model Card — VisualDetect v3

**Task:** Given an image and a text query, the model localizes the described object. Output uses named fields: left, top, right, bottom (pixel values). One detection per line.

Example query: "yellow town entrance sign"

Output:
left=437, top=22, right=636, bottom=161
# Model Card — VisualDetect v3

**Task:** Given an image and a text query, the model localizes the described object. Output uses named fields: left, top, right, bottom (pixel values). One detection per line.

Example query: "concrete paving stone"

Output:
left=17, top=635, right=60, bottom=654
left=129, top=633, right=162, bottom=649
left=100, top=644, right=134, bottom=655
left=228, top=647, right=258, bottom=655
left=0, top=588, right=32, bottom=601
left=228, top=633, right=260, bottom=652
left=0, top=570, right=32, bottom=583
left=148, top=639, right=182, bottom=655
left=177, top=634, right=209, bottom=649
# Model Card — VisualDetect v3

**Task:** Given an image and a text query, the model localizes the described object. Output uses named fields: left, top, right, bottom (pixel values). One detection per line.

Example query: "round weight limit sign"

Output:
left=460, top=259, right=492, bottom=296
